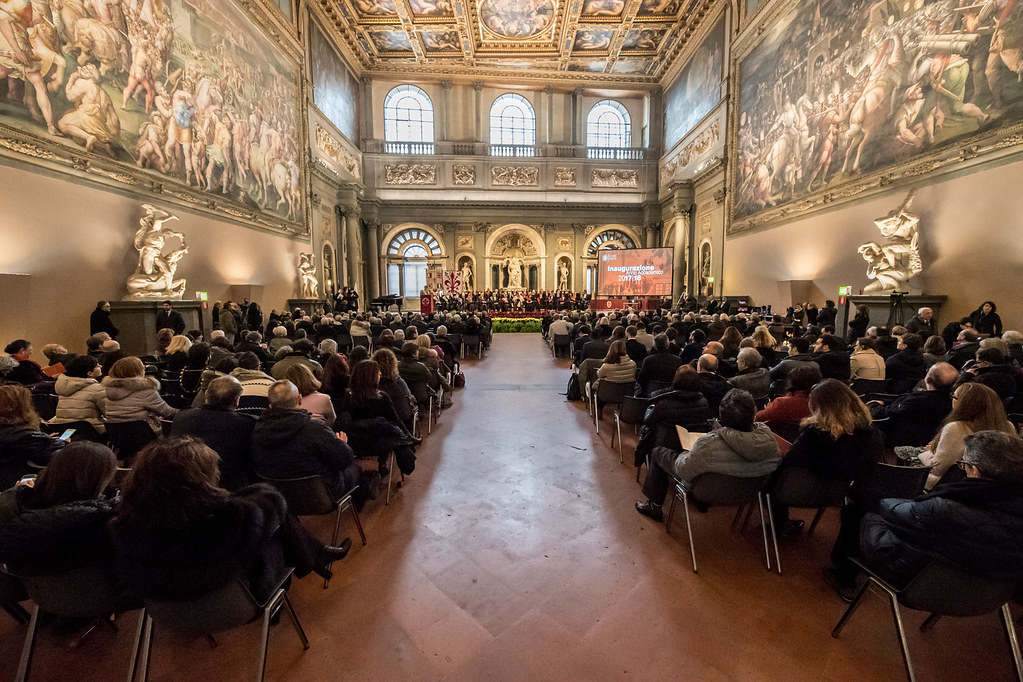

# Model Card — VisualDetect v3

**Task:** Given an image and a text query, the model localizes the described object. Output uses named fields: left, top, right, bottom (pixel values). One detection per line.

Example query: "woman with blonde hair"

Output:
left=103, top=357, right=177, bottom=432
left=285, top=363, right=336, bottom=424
left=768, top=379, right=882, bottom=538
left=0, top=384, right=65, bottom=488
left=751, top=326, right=778, bottom=366
left=164, top=334, right=192, bottom=375
left=918, top=382, right=1016, bottom=490
left=589, top=339, right=636, bottom=400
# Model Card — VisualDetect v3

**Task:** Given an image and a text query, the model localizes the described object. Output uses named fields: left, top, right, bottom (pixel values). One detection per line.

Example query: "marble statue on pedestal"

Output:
left=298, top=253, right=319, bottom=298
left=857, top=190, right=923, bottom=293
left=504, top=256, right=524, bottom=289
left=557, top=260, right=570, bottom=291
left=461, top=261, right=473, bottom=291
left=126, top=204, right=188, bottom=298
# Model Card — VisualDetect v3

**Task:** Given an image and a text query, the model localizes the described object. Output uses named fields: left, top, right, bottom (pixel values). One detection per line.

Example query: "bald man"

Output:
left=252, top=380, right=371, bottom=506
left=868, top=362, right=958, bottom=447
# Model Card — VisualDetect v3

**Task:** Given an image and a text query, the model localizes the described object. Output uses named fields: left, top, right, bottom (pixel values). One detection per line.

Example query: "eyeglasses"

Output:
left=956, top=460, right=975, bottom=470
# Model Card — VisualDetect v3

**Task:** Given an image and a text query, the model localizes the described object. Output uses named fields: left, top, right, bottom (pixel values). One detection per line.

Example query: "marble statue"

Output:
left=557, top=260, right=570, bottom=291
left=298, top=253, right=319, bottom=298
left=504, top=256, right=524, bottom=289
left=126, top=204, right=188, bottom=298
left=461, top=261, right=473, bottom=291
left=857, top=190, right=922, bottom=293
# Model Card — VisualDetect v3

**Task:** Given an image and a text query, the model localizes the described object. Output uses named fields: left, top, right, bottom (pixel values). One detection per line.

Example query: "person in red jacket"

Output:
left=755, top=363, right=822, bottom=443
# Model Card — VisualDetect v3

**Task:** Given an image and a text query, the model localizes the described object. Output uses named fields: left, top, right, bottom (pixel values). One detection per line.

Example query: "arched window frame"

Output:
left=586, top=100, right=631, bottom=149
left=489, top=93, right=536, bottom=156
left=586, top=229, right=636, bottom=256
left=384, top=85, right=435, bottom=154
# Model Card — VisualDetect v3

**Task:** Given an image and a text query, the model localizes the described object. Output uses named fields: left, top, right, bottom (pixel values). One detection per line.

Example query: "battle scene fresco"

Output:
left=734, top=0, right=1023, bottom=221
left=0, top=0, right=304, bottom=222
left=310, top=19, right=358, bottom=144
left=663, top=14, right=723, bottom=151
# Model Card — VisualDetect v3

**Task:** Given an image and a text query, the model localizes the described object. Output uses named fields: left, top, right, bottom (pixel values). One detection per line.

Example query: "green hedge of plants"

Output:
left=491, top=317, right=542, bottom=333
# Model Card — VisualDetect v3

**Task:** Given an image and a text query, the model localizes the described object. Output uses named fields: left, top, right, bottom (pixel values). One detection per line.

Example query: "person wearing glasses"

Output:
left=917, top=382, right=1016, bottom=490
left=858, top=430, right=1023, bottom=592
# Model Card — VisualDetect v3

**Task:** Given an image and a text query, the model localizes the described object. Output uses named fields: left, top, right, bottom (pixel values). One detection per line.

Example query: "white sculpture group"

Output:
left=857, top=190, right=923, bottom=293
left=298, top=253, right=319, bottom=298
left=127, top=204, right=188, bottom=298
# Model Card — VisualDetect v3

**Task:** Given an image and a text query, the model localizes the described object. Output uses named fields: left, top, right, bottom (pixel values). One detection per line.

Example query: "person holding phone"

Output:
left=0, top=385, right=65, bottom=490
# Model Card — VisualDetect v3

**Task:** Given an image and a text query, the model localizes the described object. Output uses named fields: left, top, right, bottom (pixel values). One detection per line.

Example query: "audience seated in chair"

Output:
left=3, top=340, right=52, bottom=386
left=171, top=376, right=256, bottom=491
left=338, top=359, right=417, bottom=478
left=869, top=362, right=958, bottom=448
left=0, top=385, right=66, bottom=489
left=838, top=431, right=1023, bottom=602
left=633, top=365, right=711, bottom=468
left=885, top=332, right=927, bottom=394
left=373, top=349, right=416, bottom=435
left=112, top=437, right=349, bottom=599
left=696, top=353, right=730, bottom=416
left=102, top=357, right=177, bottom=433
left=635, top=389, right=781, bottom=522
left=0, top=442, right=118, bottom=578
left=271, top=339, right=323, bottom=381
left=285, top=364, right=336, bottom=425
left=914, top=382, right=1016, bottom=490
left=728, top=348, right=770, bottom=405
left=756, top=363, right=822, bottom=444
left=767, top=379, right=883, bottom=539
left=637, top=334, right=683, bottom=397
left=588, top=340, right=636, bottom=402
left=48, top=355, right=107, bottom=434
left=849, top=337, right=886, bottom=382
left=812, top=335, right=851, bottom=382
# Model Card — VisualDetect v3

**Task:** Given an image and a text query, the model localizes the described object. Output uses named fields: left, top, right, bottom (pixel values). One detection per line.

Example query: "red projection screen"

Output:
left=596, top=248, right=673, bottom=297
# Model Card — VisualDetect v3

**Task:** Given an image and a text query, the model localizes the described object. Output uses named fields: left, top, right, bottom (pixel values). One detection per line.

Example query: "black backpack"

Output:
left=566, top=373, right=582, bottom=401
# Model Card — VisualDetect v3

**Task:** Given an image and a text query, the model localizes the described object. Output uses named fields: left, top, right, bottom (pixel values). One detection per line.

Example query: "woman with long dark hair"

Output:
left=0, top=384, right=65, bottom=488
left=339, top=360, right=417, bottom=477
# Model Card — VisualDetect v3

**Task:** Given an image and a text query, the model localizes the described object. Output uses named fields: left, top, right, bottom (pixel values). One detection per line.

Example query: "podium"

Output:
left=589, top=298, right=626, bottom=311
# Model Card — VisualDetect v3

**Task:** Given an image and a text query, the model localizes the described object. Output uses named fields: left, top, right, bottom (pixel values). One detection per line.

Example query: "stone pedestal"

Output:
left=109, top=301, right=204, bottom=357
left=843, top=294, right=948, bottom=337
left=286, top=299, right=327, bottom=316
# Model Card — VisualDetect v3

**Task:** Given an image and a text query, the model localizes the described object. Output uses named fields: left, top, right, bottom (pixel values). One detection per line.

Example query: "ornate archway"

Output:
left=486, top=224, right=545, bottom=291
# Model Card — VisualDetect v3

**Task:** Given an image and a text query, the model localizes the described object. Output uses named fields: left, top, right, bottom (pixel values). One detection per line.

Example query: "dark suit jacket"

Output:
left=870, top=389, right=952, bottom=447
left=155, top=310, right=185, bottom=334
left=637, top=350, right=683, bottom=393
left=172, top=406, right=255, bottom=490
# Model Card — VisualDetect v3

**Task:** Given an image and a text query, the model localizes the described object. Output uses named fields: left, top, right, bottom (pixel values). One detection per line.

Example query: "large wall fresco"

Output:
left=0, top=0, right=304, bottom=224
left=663, top=14, right=724, bottom=152
left=310, top=19, right=359, bottom=144
left=733, top=0, right=1023, bottom=221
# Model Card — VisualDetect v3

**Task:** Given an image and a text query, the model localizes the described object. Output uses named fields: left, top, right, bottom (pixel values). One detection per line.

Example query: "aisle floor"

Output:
left=0, top=333, right=1012, bottom=680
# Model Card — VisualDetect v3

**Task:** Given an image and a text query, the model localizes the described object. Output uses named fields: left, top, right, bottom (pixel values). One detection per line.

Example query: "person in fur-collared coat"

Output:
left=102, top=357, right=177, bottom=432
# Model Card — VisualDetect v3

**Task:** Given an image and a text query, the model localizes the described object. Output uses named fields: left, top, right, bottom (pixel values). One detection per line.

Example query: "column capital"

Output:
left=440, top=79, right=452, bottom=90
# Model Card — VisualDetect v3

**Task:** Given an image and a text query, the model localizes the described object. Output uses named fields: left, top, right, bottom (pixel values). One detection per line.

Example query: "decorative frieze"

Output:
left=452, top=164, right=476, bottom=185
left=385, top=164, right=437, bottom=185
left=592, top=169, right=639, bottom=188
left=554, top=167, right=576, bottom=187
left=315, top=124, right=361, bottom=180
left=492, top=166, right=539, bottom=186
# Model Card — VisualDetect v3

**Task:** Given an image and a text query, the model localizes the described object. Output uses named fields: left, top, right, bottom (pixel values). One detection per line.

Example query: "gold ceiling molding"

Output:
left=656, top=0, right=721, bottom=83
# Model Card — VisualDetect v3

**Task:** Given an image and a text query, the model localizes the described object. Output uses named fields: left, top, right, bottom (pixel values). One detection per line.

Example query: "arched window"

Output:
left=587, top=229, right=636, bottom=256
left=384, top=85, right=435, bottom=154
left=385, top=228, right=442, bottom=298
left=489, top=94, right=535, bottom=156
left=587, top=100, right=631, bottom=151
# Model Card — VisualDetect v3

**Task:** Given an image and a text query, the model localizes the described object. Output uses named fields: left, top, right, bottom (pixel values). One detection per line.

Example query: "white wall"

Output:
left=722, top=159, right=1023, bottom=329
left=0, top=163, right=312, bottom=352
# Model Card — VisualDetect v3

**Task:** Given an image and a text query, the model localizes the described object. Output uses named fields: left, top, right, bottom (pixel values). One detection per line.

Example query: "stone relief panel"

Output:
left=457, top=235, right=474, bottom=249
left=452, top=164, right=476, bottom=185
left=557, top=236, right=572, bottom=251
left=491, top=232, right=538, bottom=257
left=492, top=166, right=539, bottom=186
left=554, top=167, right=577, bottom=187
left=592, top=169, right=639, bottom=188
left=385, top=164, right=437, bottom=185
left=316, top=125, right=361, bottom=179
left=660, top=120, right=720, bottom=185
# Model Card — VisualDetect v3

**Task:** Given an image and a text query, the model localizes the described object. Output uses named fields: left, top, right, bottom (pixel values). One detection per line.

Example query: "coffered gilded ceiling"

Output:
left=313, top=0, right=715, bottom=84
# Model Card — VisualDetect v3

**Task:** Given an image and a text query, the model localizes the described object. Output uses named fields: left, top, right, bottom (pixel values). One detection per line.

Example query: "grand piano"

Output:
left=370, top=294, right=403, bottom=312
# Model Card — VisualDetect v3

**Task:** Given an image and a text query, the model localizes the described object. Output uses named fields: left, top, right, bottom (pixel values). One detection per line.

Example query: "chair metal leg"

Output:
left=14, top=603, right=40, bottom=682
left=756, top=493, right=779, bottom=573
left=681, top=490, right=698, bottom=573
left=127, top=609, right=146, bottom=682
left=919, top=613, right=941, bottom=632
left=887, top=589, right=917, bottom=682
left=613, top=414, right=623, bottom=463
left=345, top=498, right=367, bottom=545
left=257, top=595, right=274, bottom=682
left=808, top=507, right=827, bottom=536
left=1002, top=603, right=1023, bottom=682
left=831, top=579, right=874, bottom=637
left=283, top=593, right=310, bottom=650
left=386, top=451, right=394, bottom=505
left=765, top=493, right=781, bottom=575
left=136, top=614, right=154, bottom=682
left=665, top=486, right=678, bottom=534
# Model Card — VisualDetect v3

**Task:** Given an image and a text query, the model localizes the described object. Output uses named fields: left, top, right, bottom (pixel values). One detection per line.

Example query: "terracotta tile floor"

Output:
left=0, top=334, right=1016, bottom=680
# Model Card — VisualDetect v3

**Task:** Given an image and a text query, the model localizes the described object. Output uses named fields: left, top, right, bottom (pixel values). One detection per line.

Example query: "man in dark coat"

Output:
left=812, top=334, right=851, bottom=382
left=904, top=307, right=936, bottom=339
left=859, top=431, right=1023, bottom=589
left=89, top=301, right=119, bottom=339
left=637, top=333, right=683, bottom=396
left=945, top=328, right=982, bottom=370
left=171, top=376, right=255, bottom=491
left=251, top=380, right=363, bottom=502
left=696, top=353, right=730, bottom=415
left=884, top=332, right=928, bottom=394
left=869, top=362, right=957, bottom=447
left=155, top=300, right=186, bottom=335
